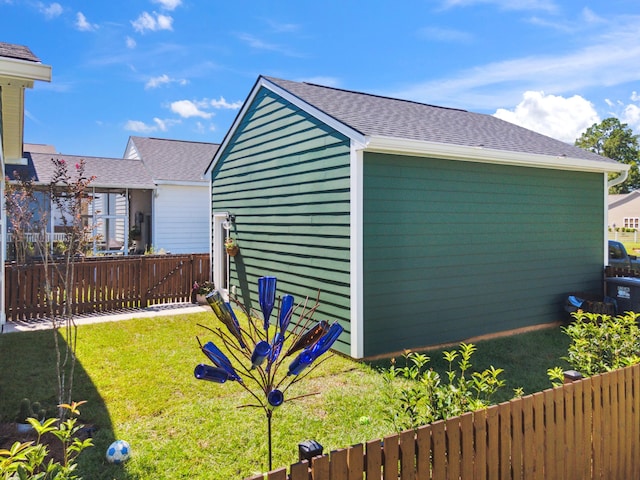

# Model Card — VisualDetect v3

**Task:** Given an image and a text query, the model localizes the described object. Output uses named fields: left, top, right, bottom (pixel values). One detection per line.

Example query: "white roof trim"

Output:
left=206, top=76, right=368, bottom=176
left=364, top=135, right=629, bottom=174
left=154, top=180, right=208, bottom=187
left=0, top=56, right=51, bottom=83
left=208, top=74, right=626, bottom=177
left=260, top=78, right=367, bottom=145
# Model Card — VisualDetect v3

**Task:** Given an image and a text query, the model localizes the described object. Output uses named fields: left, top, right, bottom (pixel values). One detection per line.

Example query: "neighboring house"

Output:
left=6, top=147, right=155, bottom=255
left=608, top=191, right=640, bottom=229
left=5, top=137, right=218, bottom=257
left=0, top=42, right=51, bottom=327
left=206, top=75, right=628, bottom=359
left=124, top=136, right=219, bottom=254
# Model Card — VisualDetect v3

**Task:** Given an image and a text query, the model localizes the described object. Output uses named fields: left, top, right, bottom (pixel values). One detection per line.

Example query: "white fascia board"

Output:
left=364, top=136, right=630, bottom=174
left=154, top=180, right=208, bottom=187
left=206, top=76, right=367, bottom=176
left=0, top=57, right=51, bottom=83
left=260, top=78, right=367, bottom=146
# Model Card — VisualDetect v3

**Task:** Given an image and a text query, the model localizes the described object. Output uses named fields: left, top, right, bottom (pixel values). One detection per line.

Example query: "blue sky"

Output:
left=1, top=0, right=639, bottom=158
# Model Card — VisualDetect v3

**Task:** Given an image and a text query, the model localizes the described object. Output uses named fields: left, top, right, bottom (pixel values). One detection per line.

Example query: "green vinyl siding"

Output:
left=362, top=152, right=605, bottom=357
left=211, top=87, right=352, bottom=354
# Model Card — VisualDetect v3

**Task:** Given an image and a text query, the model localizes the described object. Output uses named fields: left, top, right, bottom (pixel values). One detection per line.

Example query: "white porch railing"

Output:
left=6, top=232, right=70, bottom=243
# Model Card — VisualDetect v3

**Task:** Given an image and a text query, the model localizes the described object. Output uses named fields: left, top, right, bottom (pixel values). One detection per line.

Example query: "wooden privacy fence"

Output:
left=4, top=254, right=210, bottom=321
left=248, top=364, right=640, bottom=480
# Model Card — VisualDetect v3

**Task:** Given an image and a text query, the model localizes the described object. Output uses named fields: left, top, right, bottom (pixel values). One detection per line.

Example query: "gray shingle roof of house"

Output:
left=129, top=136, right=219, bottom=182
left=0, top=42, right=40, bottom=63
left=5, top=152, right=155, bottom=190
left=609, top=191, right=640, bottom=208
left=264, top=76, right=617, bottom=165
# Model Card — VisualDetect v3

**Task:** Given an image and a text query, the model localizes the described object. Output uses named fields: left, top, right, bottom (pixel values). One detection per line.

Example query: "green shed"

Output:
left=205, top=76, right=628, bottom=359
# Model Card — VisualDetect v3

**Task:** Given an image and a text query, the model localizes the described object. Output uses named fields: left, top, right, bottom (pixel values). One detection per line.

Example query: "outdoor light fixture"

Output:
left=298, top=440, right=323, bottom=462
left=222, top=213, right=236, bottom=231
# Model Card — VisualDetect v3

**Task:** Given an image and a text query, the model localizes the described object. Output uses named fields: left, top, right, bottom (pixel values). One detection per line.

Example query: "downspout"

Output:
left=608, top=169, right=629, bottom=189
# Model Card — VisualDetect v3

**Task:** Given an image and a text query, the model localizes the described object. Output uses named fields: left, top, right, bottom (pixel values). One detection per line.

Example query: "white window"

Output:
left=624, top=217, right=640, bottom=229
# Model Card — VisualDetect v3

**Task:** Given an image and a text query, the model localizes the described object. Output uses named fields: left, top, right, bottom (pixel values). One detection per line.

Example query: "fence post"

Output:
left=139, top=256, right=148, bottom=307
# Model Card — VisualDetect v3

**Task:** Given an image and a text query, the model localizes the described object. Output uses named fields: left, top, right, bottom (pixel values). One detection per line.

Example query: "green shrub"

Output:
left=0, top=401, right=93, bottom=479
left=548, top=311, right=640, bottom=383
left=382, top=343, right=506, bottom=431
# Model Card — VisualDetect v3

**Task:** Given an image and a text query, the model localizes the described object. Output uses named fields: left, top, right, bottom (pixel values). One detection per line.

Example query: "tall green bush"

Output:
left=382, top=343, right=506, bottom=431
left=548, top=311, right=640, bottom=384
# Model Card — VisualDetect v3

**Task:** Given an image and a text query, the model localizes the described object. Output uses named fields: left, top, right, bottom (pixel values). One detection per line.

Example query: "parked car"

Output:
left=608, top=240, right=640, bottom=274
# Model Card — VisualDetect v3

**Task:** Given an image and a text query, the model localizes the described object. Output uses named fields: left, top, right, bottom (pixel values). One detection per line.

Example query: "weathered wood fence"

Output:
left=4, top=254, right=210, bottom=321
left=248, top=364, right=640, bottom=480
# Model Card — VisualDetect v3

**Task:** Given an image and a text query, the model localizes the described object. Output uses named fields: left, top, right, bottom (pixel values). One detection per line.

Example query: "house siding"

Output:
left=211, top=87, right=352, bottom=353
left=153, top=184, right=210, bottom=254
left=362, top=152, right=604, bottom=357
left=608, top=194, right=640, bottom=229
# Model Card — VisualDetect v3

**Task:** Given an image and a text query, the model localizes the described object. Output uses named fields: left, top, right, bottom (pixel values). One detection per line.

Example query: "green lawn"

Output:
left=0, top=313, right=570, bottom=479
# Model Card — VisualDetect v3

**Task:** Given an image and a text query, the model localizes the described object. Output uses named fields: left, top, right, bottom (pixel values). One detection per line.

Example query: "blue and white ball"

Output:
left=106, top=440, right=131, bottom=464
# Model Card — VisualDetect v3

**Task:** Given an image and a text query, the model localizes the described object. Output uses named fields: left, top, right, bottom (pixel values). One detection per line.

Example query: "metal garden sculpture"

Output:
left=194, top=276, right=343, bottom=470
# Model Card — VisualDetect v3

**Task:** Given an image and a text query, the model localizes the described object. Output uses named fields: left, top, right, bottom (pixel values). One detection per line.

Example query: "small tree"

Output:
left=35, top=158, right=96, bottom=420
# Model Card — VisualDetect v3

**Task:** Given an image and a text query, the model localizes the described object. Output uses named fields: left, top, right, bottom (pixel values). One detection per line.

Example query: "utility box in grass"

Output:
left=605, top=277, right=640, bottom=313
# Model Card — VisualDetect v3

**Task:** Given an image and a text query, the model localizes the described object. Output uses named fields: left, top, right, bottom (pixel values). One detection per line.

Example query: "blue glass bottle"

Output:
left=288, top=350, right=315, bottom=375
left=251, top=341, right=271, bottom=369
left=258, top=276, right=277, bottom=332
left=284, top=320, right=328, bottom=358
left=267, top=389, right=284, bottom=408
left=194, top=364, right=230, bottom=383
left=201, top=341, right=241, bottom=381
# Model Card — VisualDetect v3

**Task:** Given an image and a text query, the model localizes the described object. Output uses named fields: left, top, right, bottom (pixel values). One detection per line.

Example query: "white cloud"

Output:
left=145, top=74, right=188, bottom=89
left=146, top=74, right=171, bottom=89
left=622, top=102, right=640, bottom=134
left=622, top=105, right=640, bottom=129
left=131, top=11, right=173, bottom=33
left=389, top=15, right=640, bottom=112
left=124, top=118, right=178, bottom=133
left=126, top=36, right=136, bottom=49
left=153, top=118, right=169, bottom=132
left=155, top=13, right=173, bottom=30
left=170, top=100, right=212, bottom=119
left=210, top=97, right=242, bottom=109
left=493, top=91, right=600, bottom=143
left=40, top=2, right=62, bottom=19
left=75, top=12, right=97, bottom=31
left=152, top=0, right=182, bottom=10
left=124, top=120, right=157, bottom=133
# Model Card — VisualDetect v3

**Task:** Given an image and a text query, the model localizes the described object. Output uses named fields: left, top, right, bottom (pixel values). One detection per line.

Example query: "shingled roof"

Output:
left=5, top=152, right=155, bottom=190
left=127, top=137, right=219, bottom=183
left=0, top=42, right=41, bottom=63
left=263, top=76, right=617, bottom=166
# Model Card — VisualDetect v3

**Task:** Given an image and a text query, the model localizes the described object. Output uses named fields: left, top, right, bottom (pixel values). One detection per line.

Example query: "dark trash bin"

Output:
left=564, top=292, right=617, bottom=317
left=605, top=277, right=640, bottom=313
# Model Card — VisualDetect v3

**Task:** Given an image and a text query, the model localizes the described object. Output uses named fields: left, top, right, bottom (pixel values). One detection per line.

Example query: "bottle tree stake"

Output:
left=194, top=275, right=343, bottom=471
